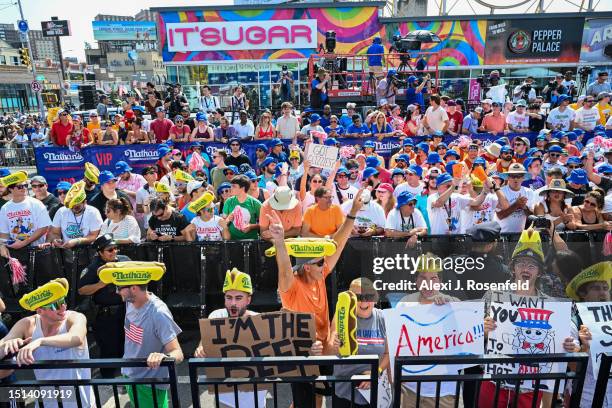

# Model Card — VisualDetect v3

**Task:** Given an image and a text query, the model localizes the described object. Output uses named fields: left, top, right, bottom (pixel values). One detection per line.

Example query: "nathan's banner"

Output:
left=484, top=18, right=583, bottom=65
left=576, top=302, right=612, bottom=378
left=306, top=144, right=338, bottom=170
left=199, top=311, right=317, bottom=391
left=485, top=292, right=572, bottom=390
left=383, top=302, right=484, bottom=378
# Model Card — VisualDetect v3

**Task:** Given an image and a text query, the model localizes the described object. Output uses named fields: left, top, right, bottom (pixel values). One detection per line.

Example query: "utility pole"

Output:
left=17, top=0, right=45, bottom=120
left=51, top=16, right=66, bottom=104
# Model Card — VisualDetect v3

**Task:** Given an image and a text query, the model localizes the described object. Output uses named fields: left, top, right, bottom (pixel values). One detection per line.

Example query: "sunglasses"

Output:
left=220, top=189, right=231, bottom=194
left=567, top=165, right=580, bottom=169
left=230, top=143, right=240, bottom=147
left=13, top=184, right=28, bottom=190
left=225, top=172, right=235, bottom=176
left=406, top=202, right=416, bottom=207
left=146, top=171, right=158, bottom=176
left=31, top=184, right=44, bottom=189
left=60, top=113, right=69, bottom=117
left=311, top=179, right=323, bottom=184
left=307, top=259, right=325, bottom=267
left=584, top=200, right=597, bottom=207
left=41, top=297, right=66, bottom=311
left=337, top=174, right=348, bottom=178
left=549, top=153, right=560, bottom=158
left=508, top=174, right=524, bottom=179
left=58, top=190, right=68, bottom=195
left=356, top=294, right=377, bottom=302
left=103, top=246, right=118, bottom=253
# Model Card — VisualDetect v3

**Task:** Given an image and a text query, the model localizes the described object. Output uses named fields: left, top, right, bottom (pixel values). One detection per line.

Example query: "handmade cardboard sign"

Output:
left=485, top=292, right=572, bottom=391
left=199, top=311, right=317, bottom=391
left=306, top=143, right=338, bottom=170
left=576, top=302, right=612, bottom=378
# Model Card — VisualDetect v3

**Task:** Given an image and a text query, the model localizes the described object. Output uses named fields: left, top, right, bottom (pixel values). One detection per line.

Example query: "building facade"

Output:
left=28, top=30, right=61, bottom=62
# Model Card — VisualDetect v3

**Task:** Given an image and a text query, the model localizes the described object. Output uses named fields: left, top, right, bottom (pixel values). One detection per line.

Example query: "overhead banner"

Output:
left=484, top=18, right=583, bottom=65
left=580, top=18, right=612, bottom=63
left=485, top=292, right=572, bottom=391
left=383, top=302, right=484, bottom=377
left=92, top=21, right=157, bottom=41
left=576, top=302, right=612, bottom=379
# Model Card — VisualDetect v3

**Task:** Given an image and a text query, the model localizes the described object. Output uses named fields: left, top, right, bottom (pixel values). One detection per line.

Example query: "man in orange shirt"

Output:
left=267, top=189, right=363, bottom=408
left=259, top=186, right=302, bottom=240
left=479, top=102, right=508, bottom=135
left=301, top=187, right=344, bottom=237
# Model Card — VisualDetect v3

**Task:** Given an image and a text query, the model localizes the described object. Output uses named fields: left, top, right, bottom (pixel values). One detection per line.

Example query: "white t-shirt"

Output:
left=191, top=216, right=224, bottom=241
left=52, top=205, right=103, bottom=241
left=546, top=107, right=575, bottom=131
left=394, top=182, right=424, bottom=198
left=495, top=186, right=536, bottom=233
left=385, top=207, right=427, bottom=232
left=135, top=185, right=158, bottom=228
left=458, top=193, right=498, bottom=234
left=506, top=111, right=529, bottom=130
left=0, top=197, right=51, bottom=245
left=340, top=200, right=386, bottom=230
left=574, top=107, right=601, bottom=131
left=333, top=184, right=359, bottom=204
left=98, top=215, right=141, bottom=243
left=276, top=115, right=300, bottom=140
left=486, top=84, right=508, bottom=105
left=233, top=120, right=255, bottom=139
left=424, top=106, right=449, bottom=132
left=427, top=192, right=472, bottom=235
left=300, top=124, right=325, bottom=137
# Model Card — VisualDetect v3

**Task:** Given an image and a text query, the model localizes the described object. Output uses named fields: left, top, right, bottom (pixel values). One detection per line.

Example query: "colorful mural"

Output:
left=390, top=20, right=486, bottom=67
left=158, top=7, right=387, bottom=63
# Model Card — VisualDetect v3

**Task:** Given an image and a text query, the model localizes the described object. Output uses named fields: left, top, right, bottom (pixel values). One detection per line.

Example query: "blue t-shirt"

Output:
left=406, top=87, right=424, bottom=107
left=367, top=43, right=384, bottom=67
left=325, top=125, right=345, bottom=136
left=320, top=115, right=331, bottom=128
left=311, top=79, right=328, bottom=103
left=339, top=114, right=354, bottom=129
left=270, top=151, right=288, bottom=164
left=370, top=123, right=393, bottom=137
left=347, top=124, right=371, bottom=135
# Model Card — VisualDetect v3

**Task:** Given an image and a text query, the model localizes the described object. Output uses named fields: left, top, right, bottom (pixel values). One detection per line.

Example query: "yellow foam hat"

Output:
left=174, top=169, right=194, bottom=182
left=415, top=253, right=443, bottom=273
left=223, top=268, right=253, bottom=294
left=188, top=191, right=215, bottom=214
left=566, top=262, right=612, bottom=301
left=264, top=238, right=337, bottom=258
left=511, top=229, right=544, bottom=263
left=0, top=170, right=27, bottom=188
left=84, top=162, right=100, bottom=184
left=155, top=182, right=171, bottom=194
left=64, top=180, right=86, bottom=209
left=19, top=278, right=69, bottom=311
left=98, top=261, right=166, bottom=286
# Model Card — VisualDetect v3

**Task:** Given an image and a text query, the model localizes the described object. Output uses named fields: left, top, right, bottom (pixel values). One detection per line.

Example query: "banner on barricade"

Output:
left=306, top=144, right=338, bottom=170
left=199, top=311, right=317, bottom=391
left=576, top=302, right=612, bottom=378
left=485, top=292, right=572, bottom=391
left=383, top=302, right=484, bottom=377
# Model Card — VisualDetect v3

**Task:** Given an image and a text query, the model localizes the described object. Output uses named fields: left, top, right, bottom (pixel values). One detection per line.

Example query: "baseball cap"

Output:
left=396, top=191, right=417, bottom=208
left=187, top=180, right=204, bottom=195
left=310, top=113, right=321, bottom=122
left=98, top=171, right=117, bottom=185
left=407, top=164, right=423, bottom=178
left=30, top=175, right=47, bottom=185
left=392, top=168, right=406, bottom=177
left=366, top=156, right=380, bottom=168
left=363, top=167, right=379, bottom=179
left=114, top=161, right=132, bottom=174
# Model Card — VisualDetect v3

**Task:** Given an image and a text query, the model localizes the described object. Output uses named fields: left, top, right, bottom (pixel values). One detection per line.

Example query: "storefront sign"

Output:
left=484, top=18, right=583, bottom=64
left=580, top=18, right=612, bottom=63
left=166, top=20, right=318, bottom=52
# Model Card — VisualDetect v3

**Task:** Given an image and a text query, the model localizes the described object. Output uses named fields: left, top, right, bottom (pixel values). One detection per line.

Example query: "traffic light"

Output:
left=19, top=48, right=30, bottom=66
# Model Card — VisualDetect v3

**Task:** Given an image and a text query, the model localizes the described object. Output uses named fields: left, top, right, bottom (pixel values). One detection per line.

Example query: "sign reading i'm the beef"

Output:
left=484, top=18, right=583, bottom=64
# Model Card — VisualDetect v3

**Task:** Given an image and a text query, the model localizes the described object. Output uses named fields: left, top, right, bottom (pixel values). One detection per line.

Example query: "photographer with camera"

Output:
left=376, top=69, right=402, bottom=106
left=512, top=76, right=537, bottom=103
left=310, top=68, right=330, bottom=110
left=586, top=71, right=611, bottom=97
left=164, top=84, right=189, bottom=119
left=543, top=74, right=569, bottom=108
left=562, top=71, right=577, bottom=97
left=276, top=65, right=294, bottom=103
left=484, top=71, right=507, bottom=105
left=405, top=74, right=429, bottom=109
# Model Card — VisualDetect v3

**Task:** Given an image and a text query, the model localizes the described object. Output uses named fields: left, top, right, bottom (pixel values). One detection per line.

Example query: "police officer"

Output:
left=77, top=234, right=131, bottom=378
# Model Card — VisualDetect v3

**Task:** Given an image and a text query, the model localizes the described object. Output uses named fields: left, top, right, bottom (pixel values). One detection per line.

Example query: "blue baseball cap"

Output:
left=403, top=138, right=414, bottom=147
left=364, top=140, right=376, bottom=149
left=157, top=145, right=171, bottom=157
left=500, top=145, right=514, bottom=154
left=165, top=139, right=174, bottom=147
left=224, top=165, right=239, bottom=174
left=407, top=164, right=423, bottom=178
left=114, top=161, right=132, bottom=174
left=363, top=167, right=379, bottom=179
left=98, top=170, right=117, bottom=185
left=594, top=125, right=605, bottom=133
left=387, top=69, right=397, bottom=77
left=239, top=163, right=253, bottom=174
left=527, top=147, right=542, bottom=156
left=473, top=157, right=487, bottom=167
left=557, top=94, right=570, bottom=103
left=196, top=112, right=207, bottom=122
left=336, top=167, right=350, bottom=176
left=598, top=164, right=612, bottom=174
left=436, top=173, right=453, bottom=187
left=132, top=105, right=145, bottom=113
left=444, top=150, right=460, bottom=160
left=566, top=156, right=581, bottom=166
left=395, top=154, right=410, bottom=163
left=310, top=113, right=321, bottom=122
left=427, top=153, right=442, bottom=164
left=407, top=75, right=418, bottom=84
left=536, top=135, right=547, bottom=142
left=573, top=129, right=585, bottom=136
left=392, top=168, right=406, bottom=177
left=255, top=143, right=268, bottom=152
left=325, top=138, right=339, bottom=146
left=436, top=142, right=448, bottom=150
left=415, top=142, right=429, bottom=154
left=366, top=156, right=380, bottom=168
left=217, top=182, right=231, bottom=194
left=228, top=137, right=241, bottom=146
left=0, top=168, right=10, bottom=177
left=271, top=138, right=283, bottom=147
left=495, top=137, right=509, bottom=146
left=523, top=156, right=542, bottom=169
left=566, top=169, right=588, bottom=185
left=55, top=181, right=72, bottom=192
left=259, top=156, right=277, bottom=169
left=396, top=191, right=417, bottom=208
left=548, top=145, right=563, bottom=153
left=244, top=171, right=258, bottom=181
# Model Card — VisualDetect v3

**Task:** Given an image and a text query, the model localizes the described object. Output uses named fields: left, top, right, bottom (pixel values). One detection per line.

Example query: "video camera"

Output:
left=476, top=71, right=503, bottom=88
left=578, top=66, right=595, bottom=78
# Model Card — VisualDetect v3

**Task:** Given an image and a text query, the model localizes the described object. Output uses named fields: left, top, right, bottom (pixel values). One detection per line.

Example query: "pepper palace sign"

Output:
left=166, top=20, right=318, bottom=52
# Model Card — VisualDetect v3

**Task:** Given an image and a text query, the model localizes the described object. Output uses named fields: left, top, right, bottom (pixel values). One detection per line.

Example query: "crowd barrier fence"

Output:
left=0, top=146, right=36, bottom=167
left=594, top=353, right=612, bottom=407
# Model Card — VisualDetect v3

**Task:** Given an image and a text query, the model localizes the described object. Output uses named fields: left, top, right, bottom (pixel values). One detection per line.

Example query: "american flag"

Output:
left=125, top=322, right=144, bottom=345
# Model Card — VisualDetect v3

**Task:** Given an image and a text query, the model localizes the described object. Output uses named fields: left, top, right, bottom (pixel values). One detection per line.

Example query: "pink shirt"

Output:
left=150, top=118, right=173, bottom=143
left=116, top=173, right=146, bottom=217
left=481, top=113, right=507, bottom=133
left=170, top=124, right=191, bottom=141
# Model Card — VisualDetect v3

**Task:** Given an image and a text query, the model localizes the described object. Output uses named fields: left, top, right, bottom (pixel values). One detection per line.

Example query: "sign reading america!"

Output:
left=166, top=20, right=318, bottom=52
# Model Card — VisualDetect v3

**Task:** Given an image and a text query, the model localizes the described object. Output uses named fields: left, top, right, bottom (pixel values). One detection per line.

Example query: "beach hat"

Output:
left=269, top=186, right=299, bottom=211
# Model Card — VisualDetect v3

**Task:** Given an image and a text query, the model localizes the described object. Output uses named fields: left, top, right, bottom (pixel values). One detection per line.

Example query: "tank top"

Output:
left=257, top=125, right=274, bottom=139
left=194, top=125, right=210, bottom=139
left=578, top=207, right=598, bottom=225
left=101, top=129, right=115, bottom=143
left=32, top=312, right=94, bottom=408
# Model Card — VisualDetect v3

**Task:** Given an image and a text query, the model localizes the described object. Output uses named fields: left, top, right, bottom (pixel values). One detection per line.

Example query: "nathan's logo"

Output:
left=111, top=271, right=152, bottom=282
left=508, top=30, right=531, bottom=54
left=337, top=306, right=347, bottom=343
left=124, top=149, right=158, bottom=161
left=25, top=289, right=53, bottom=307
left=42, top=151, right=83, bottom=164
left=288, top=244, right=324, bottom=255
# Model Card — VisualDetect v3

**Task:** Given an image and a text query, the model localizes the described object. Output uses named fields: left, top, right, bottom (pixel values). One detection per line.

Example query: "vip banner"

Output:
left=383, top=302, right=484, bottom=377
left=576, top=302, right=612, bottom=379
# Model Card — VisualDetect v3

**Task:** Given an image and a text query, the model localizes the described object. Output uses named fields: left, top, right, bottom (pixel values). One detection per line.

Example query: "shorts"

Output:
left=126, top=383, right=168, bottom=408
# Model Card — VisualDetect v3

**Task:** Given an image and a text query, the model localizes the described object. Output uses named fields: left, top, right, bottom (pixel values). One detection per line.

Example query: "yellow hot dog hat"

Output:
left=265, top=238, right=337, bottom=258
left=98, top=261, right=166, bottom=286
left=19, top=278, right=69, bottom=311
left=0, top=170, right=27, bottom=187
left=175, top=169, right=194, bottom=182
left=64, top=180, right=87, bottom=209
left=511, top=229, right=544, bottom=264
left=84, top=162, right=100, bottom=184
left=188, top=191, right=215, bottom=214
left=154, top=182, right=171, bottom=194
left=223, top=268, right=253, bottom=294
left=566, top=262, right=612, bottom=301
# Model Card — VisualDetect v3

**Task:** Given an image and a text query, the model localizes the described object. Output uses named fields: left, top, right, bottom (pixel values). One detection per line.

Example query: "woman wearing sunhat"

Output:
left=533, top=179, right=576, bottom=231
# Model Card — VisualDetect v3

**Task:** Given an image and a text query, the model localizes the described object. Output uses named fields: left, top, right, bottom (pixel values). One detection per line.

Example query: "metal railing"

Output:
left=189, top=355, right=380, bottom=408
left=0, top=146, right=36, bottom=167
left=392, top=353, right=589, bottom=408
left=593, top=352, right=612, bottom=407
left=0, top=358, right=180, bottom=408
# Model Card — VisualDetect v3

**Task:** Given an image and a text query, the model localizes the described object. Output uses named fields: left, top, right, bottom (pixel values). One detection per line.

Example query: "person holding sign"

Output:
left=330, top=278, right=390, bottom=408
left=98, top=261, right=183, bottom=408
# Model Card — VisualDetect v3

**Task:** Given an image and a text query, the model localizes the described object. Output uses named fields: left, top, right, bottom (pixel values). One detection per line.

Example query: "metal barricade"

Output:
left=0, top=358, right=180, bottom=408
left=189, top=355, right=379, bottom=408
left=593, top=352, right=612, bottom=407
left=392, top=353, right=589, bottom=408
left=0, top=146, right=35, bottom=167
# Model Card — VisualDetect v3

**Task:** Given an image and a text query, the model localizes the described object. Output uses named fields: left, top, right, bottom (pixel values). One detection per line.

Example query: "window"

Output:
left=11, top=56, right=18, bottom=66
left=0, top=55, right=5, bottom=65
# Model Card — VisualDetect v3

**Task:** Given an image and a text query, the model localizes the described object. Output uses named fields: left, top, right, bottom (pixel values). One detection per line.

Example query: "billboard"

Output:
left=484, top=18, right=583, bottom=65
left=92, top=21, right=157, bottom=41
left=41, top=20, right=70, bottom=37
left=580, top=18, right=612, bottom=63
